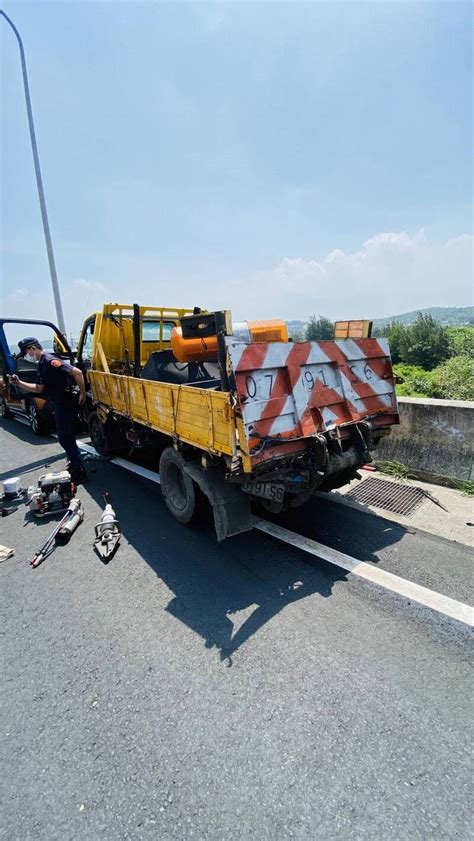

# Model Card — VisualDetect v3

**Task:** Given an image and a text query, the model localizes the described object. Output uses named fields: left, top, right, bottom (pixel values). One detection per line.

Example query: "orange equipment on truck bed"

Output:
left=170, top=318, right=288, bottom=363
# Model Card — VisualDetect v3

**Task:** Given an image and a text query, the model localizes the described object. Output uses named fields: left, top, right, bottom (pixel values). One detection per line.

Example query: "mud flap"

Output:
left=183, top=462, right=252, bottom=541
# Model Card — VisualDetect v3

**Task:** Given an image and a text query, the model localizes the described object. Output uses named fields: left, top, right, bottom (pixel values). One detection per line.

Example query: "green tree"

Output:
left=446, top=326, right=474, bottom=359
left=380, top=321, right=409, bottom=364
left=402, top=312, right=451, bottom=371
left=430, top=356, right=474, bottom=401
left=305, top=315, right=334, bottom=341
left=290, top=328, right=305, bottom=342
left=393, top=363, right=434, bottom=397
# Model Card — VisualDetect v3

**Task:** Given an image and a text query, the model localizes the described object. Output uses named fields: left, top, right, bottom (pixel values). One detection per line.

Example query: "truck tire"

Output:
left=88, top=411, right=111, bottom=456
left=159, top=447, right=196, bottom=524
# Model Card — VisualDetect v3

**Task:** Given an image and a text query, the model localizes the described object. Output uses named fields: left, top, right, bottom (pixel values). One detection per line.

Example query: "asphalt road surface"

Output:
left=1, top=419, right=473, bottom=840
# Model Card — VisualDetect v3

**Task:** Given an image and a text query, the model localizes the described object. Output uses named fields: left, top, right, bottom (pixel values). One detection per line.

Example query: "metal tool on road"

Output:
left=27, top=470, right=75, bottom=517
left=55, top=500, right=84, bottom=544
left=94, top=492, right=121, bottom=561
left=30, top=498, right=82, bottom=568
left=1, top=505, right=18, bottom=517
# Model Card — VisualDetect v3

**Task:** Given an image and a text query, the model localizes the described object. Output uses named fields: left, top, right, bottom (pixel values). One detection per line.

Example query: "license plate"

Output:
left=242, top=479, right=284, bottom=503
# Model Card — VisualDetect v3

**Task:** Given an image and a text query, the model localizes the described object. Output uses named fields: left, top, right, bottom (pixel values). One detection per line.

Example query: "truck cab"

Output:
left=77, top=303, right=196, bottom=380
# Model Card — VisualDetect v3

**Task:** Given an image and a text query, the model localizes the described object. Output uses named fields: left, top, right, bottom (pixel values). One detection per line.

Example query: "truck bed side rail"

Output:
left=88, top=372, right=235, bottom=456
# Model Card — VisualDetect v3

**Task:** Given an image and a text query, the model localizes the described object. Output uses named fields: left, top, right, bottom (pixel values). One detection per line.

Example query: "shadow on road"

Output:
left=0, top=417, right=59, bottom=451
left=1, top=418, right=408, bottom=661
left=276, top=493, right=408, bottom=566
left=0, top=452, right=65, bottom=483
left=82, top=460, right=408, bottom=664
left=1, top=419, right=408, bottom=660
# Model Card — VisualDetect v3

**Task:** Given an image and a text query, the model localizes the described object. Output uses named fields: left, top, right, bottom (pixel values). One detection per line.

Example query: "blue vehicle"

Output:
left=0, top=318, right=73, bottom=435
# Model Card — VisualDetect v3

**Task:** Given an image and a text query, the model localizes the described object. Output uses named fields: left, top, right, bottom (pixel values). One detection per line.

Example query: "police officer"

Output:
left=11, top=338, right=88, bottom=484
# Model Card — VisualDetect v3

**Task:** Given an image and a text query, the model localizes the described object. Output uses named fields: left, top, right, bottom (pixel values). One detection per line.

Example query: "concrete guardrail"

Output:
left=375, top=397, right=474, bottom=485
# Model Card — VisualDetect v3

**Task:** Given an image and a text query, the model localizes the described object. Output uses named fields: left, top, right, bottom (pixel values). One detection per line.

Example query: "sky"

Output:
left=1, top=0, right=472, bottom=339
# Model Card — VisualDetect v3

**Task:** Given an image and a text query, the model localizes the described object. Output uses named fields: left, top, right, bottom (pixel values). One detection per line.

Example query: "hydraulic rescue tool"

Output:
left=55, top=500, right=85, bottom=544
left=94, top=492, right=121, bottom=560
left=30, top=498, right=83, bottom=568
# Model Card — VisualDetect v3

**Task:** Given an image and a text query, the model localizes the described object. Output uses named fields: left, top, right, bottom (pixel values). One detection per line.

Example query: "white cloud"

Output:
left=2, top=230, right=471, bottom=335
left=227, top=230, right=473, bottom=320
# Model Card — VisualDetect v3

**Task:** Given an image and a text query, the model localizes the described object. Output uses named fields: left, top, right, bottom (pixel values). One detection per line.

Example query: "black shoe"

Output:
left=71, top=468, right=88, bottom=485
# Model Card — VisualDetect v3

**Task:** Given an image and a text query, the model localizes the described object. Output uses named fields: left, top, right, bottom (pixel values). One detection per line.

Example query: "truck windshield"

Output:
left=142, top=321, right=175, bottom=342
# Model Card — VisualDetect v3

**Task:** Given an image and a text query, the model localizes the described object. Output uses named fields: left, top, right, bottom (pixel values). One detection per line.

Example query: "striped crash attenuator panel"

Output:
left=225, top=338, right=399, bottom=466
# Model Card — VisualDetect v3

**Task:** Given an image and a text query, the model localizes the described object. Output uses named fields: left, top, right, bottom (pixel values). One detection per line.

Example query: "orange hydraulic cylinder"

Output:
left=170, top=330, right=218, bottom=363
left=170, top=319, right=289, bottom=363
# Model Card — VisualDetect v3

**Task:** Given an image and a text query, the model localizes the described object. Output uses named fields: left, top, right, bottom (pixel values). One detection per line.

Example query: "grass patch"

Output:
left=377, top=460, right=413, bottom=481
left=451, top=479, right=474, bottom=497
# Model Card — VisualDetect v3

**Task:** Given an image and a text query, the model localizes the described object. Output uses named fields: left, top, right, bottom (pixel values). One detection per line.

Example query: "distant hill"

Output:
left=286, top=306, right=473, bottom=337
left=372, top=306, right=473, bottom=329
left=8, top=337, right=60, bottom=355
left=286, top=320, right=307, bottom=335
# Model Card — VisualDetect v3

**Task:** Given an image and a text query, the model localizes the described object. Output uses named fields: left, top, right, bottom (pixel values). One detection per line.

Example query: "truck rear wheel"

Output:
left=88, top=411, right=111, bottom=456
left=159, top=447, right=196, bottom=524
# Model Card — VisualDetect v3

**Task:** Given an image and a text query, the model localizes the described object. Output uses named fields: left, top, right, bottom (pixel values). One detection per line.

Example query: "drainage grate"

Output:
left=346, top=477, right=427, bottom=517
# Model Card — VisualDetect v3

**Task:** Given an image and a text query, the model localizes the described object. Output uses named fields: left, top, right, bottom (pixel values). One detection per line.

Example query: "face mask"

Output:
left=27, top=351, right=37, bottom=363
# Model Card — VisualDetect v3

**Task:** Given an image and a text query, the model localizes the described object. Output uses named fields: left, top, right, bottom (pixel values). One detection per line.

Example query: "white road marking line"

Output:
left=77, top=441, right=161, bottom=484
left=254, top=519, right=474, bottom=628
left=111, top=457, right=161, bottom=484
left=76, top=440, right=473, bottom=627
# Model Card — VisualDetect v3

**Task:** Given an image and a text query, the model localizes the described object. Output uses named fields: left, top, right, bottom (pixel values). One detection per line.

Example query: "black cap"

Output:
left=17, top=337, right=40, bottom=357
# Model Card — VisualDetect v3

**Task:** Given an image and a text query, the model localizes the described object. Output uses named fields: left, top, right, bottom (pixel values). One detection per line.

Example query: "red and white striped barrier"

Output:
left=226, top=337, right=399, bottom=465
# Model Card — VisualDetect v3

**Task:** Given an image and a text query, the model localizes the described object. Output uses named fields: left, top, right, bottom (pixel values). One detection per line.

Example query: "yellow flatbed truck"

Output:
left=77, top=304, right=399, bottom=540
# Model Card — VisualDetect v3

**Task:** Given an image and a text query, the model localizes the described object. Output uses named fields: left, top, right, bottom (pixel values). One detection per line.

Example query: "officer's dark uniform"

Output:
left=18, top=338, right=84, bottom=480
left=37, top=353, right=83, bottom=474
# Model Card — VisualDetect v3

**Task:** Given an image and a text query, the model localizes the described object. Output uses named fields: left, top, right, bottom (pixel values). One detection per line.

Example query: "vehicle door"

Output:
left=0, top=340, right=22, bottom=413
left=0, top=317, right=73, bottom=418
left=76, top=315, right=96, bottom=417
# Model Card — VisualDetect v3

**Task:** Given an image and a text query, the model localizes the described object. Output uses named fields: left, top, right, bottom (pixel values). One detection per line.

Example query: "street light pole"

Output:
left=1, top=9, right=66, bottom=335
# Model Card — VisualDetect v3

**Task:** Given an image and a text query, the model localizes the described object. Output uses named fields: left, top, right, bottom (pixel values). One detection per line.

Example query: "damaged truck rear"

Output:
left=77, top=305, right=399, bottom=540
